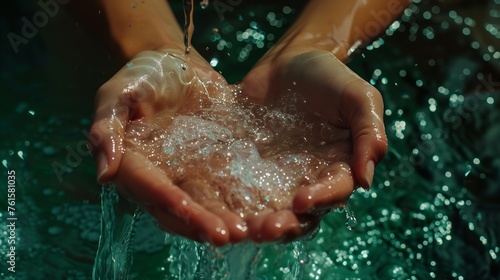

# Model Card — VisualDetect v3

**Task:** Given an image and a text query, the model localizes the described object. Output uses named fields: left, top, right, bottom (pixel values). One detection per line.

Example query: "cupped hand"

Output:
left=242, top=49, right=388, bottom=241
left=89, top=49, right=246, bottom=246
left=89, top=47, right=387, bottom=246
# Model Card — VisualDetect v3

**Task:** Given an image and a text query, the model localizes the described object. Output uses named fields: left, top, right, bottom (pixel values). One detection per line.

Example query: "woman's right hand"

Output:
left=88, top=49, right=247, bottom=246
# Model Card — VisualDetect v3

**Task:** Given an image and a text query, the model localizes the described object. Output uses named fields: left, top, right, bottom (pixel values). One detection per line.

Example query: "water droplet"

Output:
left=344, top=203, right=357, bottom=230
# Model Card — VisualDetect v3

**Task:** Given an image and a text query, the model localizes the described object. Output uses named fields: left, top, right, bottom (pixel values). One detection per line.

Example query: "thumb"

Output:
left=280, top=51, right=388, bottom=188
left=341, top=81, right=388, bottom=189
left=88, top=85, right=130, bottom=184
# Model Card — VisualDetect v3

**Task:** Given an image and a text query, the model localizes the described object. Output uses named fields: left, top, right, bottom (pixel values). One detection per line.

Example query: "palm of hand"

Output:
left=95, top=49, right=384, bottom=246
left=107, top=48, right=359, bottom=245
left=94, top=50, right=247, bottom=245
left=238, top=50, right=388, bottom=236
left=123, top=90, right=354, bottom=243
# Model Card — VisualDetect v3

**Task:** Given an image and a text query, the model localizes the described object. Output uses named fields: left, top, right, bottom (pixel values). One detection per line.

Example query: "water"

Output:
left=94, top=186, right=311, bottom=279
left=344, top=203, right=357, bottom=231
left=125, top=92, right=338, bottom=218
left=1, top=0, right=500, bottom=279
left=93, top=1, right=500, bottom=278
left=183, top=0, right=195, bottom=54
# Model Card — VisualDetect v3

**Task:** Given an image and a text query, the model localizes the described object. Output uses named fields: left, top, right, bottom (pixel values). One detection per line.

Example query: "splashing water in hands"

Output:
left=125, top=86, right=352, bottom=221
left=90, top=47, right=386, bottom=245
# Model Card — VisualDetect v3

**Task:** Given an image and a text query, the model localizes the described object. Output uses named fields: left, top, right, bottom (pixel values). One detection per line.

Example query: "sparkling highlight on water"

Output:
left=125, top=91, right=340, bottom=218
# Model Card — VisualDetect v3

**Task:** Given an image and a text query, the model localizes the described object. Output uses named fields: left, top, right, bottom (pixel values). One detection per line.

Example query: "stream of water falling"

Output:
left=93, top=186, right=312, bottom=279
left=183, top=0, right=195, bottom=54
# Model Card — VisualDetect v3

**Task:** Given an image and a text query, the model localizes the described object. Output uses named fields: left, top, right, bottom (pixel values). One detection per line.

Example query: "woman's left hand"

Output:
left=241, top=49, right=388, bottom=241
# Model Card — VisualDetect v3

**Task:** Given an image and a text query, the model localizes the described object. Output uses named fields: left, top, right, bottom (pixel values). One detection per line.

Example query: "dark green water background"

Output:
left=1, top=0, right=500, bottom=279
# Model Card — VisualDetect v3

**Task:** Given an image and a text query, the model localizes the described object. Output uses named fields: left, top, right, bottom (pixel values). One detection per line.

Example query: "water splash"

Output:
left=93, top=186, right=141, bottom=279
left=126, top=93, right=339, bottom=218
left=93, top=185, right=309, bottom=279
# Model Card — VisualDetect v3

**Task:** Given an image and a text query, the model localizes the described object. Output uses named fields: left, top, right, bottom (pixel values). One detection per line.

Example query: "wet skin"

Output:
left=89, top=48, right=387, bottom=245
left=81, top=0, right=406, bottom=246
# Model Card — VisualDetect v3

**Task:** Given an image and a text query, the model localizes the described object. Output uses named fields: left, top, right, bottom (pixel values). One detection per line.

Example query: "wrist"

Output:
left=99, top=0, right=185, bottom=62
left=112, top=22, right=184, bottom=62
left=262, top=41, right=348, bottom=67
left=260, top=0, right=411, bottom=65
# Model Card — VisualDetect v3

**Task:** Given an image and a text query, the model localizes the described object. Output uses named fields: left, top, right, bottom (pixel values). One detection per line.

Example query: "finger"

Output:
left=180, top=181, right=248, bottom=243
left=89, top=84, right=131, bottom=184
left=151, top=206, right=204, bottom=243
left=245, top=209, right=274, bottom=243
left=256, top=210, right=302, bottom=242
left=340, top=81, right=388, bottom=188
left=204, top=203, right=248, bottom=243
left=115, top=150, right=230, bottom=246
left=278, top=51, right=388, bottom=189
left=293, top=162, right=355, bottom=213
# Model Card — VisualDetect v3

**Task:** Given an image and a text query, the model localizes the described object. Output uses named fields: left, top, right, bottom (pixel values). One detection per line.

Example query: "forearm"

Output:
left=69, top=0, right=184, bottom=62
left=269, top=0, right=411, bottom=62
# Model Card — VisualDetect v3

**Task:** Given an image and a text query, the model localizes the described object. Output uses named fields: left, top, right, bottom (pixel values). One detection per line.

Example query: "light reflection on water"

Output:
left=1, top=0, right=500, bottom=279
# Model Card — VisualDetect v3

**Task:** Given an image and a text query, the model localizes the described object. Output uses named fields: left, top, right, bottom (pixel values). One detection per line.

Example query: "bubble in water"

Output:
left=250, top=127, right=275, bottom=145
left=208, top=149, right=236, bottom=171
left=230, top=139, right=260, bottom=162
left=251, top=104, right=268, bottom=118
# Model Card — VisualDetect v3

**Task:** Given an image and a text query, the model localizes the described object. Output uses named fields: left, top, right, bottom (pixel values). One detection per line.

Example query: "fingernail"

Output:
left=364, top=160, right=375, bottom=189
left=96, top=152, right=108, bottom=183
